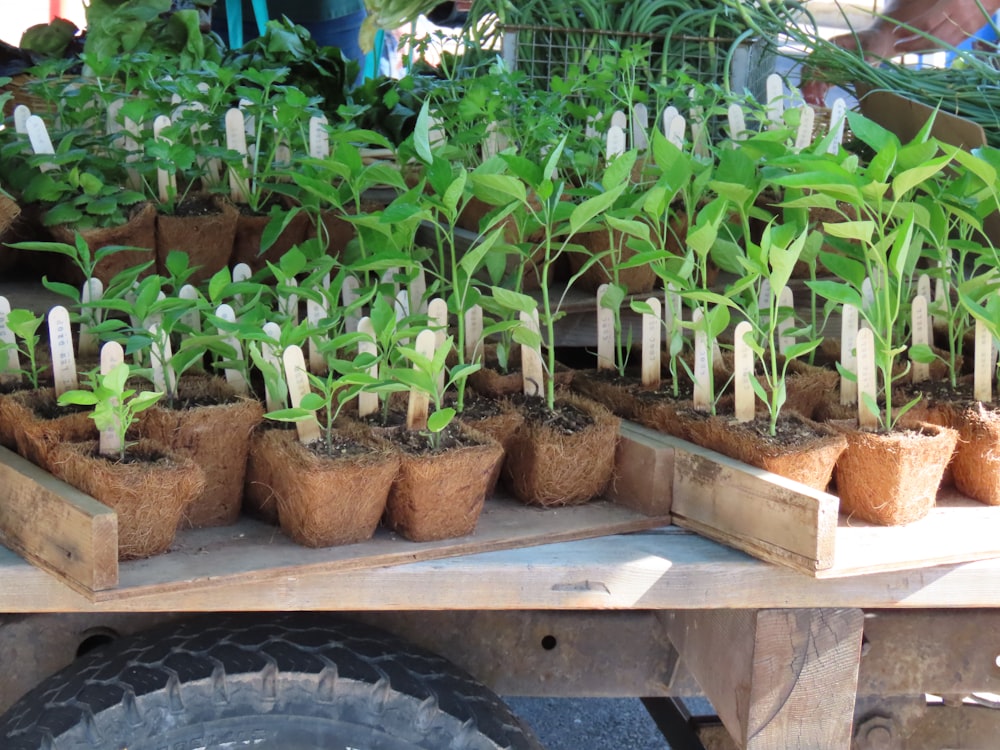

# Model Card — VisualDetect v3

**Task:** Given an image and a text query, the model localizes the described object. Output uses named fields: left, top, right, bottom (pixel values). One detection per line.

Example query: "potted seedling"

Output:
left=0, top=307, right=51, bottom=449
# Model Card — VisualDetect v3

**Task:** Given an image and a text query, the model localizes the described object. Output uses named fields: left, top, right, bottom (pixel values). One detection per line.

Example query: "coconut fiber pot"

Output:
left=467, top=344, right=574, bottom=399
left=246, top=427, right=399, bottom=547
left=155, top=194, right=238, bottom=284
left=503, top=392, right=620, bottom=507
left=457, top=397, right=525, bottom=499
left=950, top=402, right=1000, bottom=506
left=385, top=424, right=504, bottom=542
left=5, top=388, right=97, bottom=471
left=50, top=202, right=157, bottom=285
left=834, top=421, right=958, bottom=526
left=140, top=376, right=263, bottom=528
left=230, top=203, right=310, bottom=273
left=49, top=439, right=205, bottom=560
left=567, top=229, right=657, bottom=295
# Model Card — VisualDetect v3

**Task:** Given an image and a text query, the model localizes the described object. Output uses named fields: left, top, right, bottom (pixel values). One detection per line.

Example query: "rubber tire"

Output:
left=0, top=612, right=545, bottom=750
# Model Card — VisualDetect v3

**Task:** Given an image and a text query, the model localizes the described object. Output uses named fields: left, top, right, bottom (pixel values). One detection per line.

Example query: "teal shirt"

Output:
left=220, top=0, right=366, bottom=25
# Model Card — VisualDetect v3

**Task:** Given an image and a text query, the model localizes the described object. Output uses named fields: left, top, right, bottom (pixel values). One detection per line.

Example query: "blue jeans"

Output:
left=212, top=7, right=366, bottom=65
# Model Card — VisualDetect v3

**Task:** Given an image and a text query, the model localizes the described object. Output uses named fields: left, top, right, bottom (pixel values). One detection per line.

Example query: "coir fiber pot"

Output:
left=457, top=396, right=525, bottom=498
left=155, top=194, right=238, bottom=285
left=139, top=375, right=263, bottom=528
left=502, top=391, right=620, bottom=507
left=49, top=202, right=157, bottom=285
left=833, top=421, right=958, bottom=526
left=229, top=203, right=310, bottom=273
left=571, top=369, right=648, bottom=420
left=949, top=402, right=1000, bottom=506
left=467, top=344, right=574, bottom=399
left=688, top=411, right=847, bottom=492
left=567, top=229, right=657, bottom=295
left=244, top=426, right=400, bottom=547
left=49, top=439, right=205, bottom=560
left=5, top=387, right=97, bottom=470
left=384, top=423, right=504, bottom=542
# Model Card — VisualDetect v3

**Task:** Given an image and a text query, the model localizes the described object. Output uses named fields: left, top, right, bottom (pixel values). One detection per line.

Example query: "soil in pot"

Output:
left=50, top=439, right=205, bottom=560
left=833, top=421, right=958, bottom=526
left=571, top=368, right=658, bottom=420
left=139, top=375, right=263, bottom=528
left=5, top=387, right=97, bottom=470
left=245, top=426, right=400, bottom=547
left=502, top=391, right=620, bottom=507
left=49, top=202, right=157, bottom=285
left=384, top=422, right=504, bottom=542
left=230, top=202, right=310, bottom=273
left=467, top=344, right=574, bottom=399
left=155, top=194, right=238, bottom=284
left=455, top=393, right=525, bottom=498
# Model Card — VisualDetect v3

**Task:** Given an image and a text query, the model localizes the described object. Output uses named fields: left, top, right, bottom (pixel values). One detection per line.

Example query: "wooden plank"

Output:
left=664, top=608, right=864, bottom=749
left=606, top=423, right=674, bottom=517
left=0, top=445, right=118, bottom=592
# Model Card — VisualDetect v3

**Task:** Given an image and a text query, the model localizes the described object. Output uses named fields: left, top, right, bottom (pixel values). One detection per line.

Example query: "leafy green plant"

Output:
left=57, top=361, right=163, bottom=462
left=4, top=310, right=47, bottom=389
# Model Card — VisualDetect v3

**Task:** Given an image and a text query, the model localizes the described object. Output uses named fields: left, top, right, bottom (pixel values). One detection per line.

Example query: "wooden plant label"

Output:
left=840, top=303, right=859, bottom=405
left=856, top=327, right=878, bottom=429
left=26, top=115, right=55, bottom=172
left=520, top=308, right=544, bottom=398
left=214, top=304, right=249, bottom=395
left=309, top=115, right=329, bottom=158
left=406, top=329, right=435, bottom=431
left=777, top=286, right=795, bottom=354
left=47, top=305, right=77, bottom=396
left=664, top=283, right=681, bottom=335
left=585, top=114, right=598, bottom=139
left=428, top=297, right=449, bottom=393
left=758, top=279, right=772, bottom=319
left=692, top=308, right=711, bottom=411
left=606, top=125, right=626, bottom=159
left=357, top=317, right=379, bottom=418
left=14, top=105, right=30, bottom=135
left=975, top=318, right=993, bottom=403
left=283, top=345, right=321, bottom=444
left=281, top=277, right=299, bottom=326
left=153, top=115, right=176, bottom=204
left=409, top=265, right=427, bottom=316
left=641, top=297, right=662, bottom=389
left=765, top=73, right=783, bottom=129
left=142, top=291, right=166, bottom=335
left=261, top=322, right=287, bottom=413
left=632, top=103, right=649, bottom=150
left=733, top=321, right=755, bottom=422
left=861, top=277, right=875, bottom=313
left=794, top=106, right=815, bottom=152
left=933, top=276, right=947, bottom=331
left=665, top=113, right=686, bottom=149
left=916, top=274, right=932, bottom=319
left=483, top=120, right=508, bottom=158
left=689, top=91, right=708, bottom=158
left=178, top=284, right=201, bottom=332
left=910, top=295, right=930, bottom=383
left=232, top=260, right=252, bottom=284
left=78, top=277, right=103, bottom=358
left=341, top=275, right=359, bottom=334
left=0, top=297, right=20, bottom=385
left=464, top=304, right=483, bottom=363
left=306, top=297, right=328, bottom=374
left=148, top=323, right=175, bottom=397
left=727, top=103, right=747, bottom=141
left=610, top=110, right=628, bottom=131
left=122, top=112, right=143, bottom=191
left=826, top=98, right=847, bottom=154
left=662, top=106, right=679, bottom=138
left=225, top=108, right=249, bottom=203
left=596, top=283, right=615, bottom=371
left=98, top=341, right=126, bottom=457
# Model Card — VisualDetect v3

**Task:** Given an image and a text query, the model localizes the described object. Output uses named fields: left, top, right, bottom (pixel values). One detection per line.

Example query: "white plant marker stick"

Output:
left=856, top=327, right=878, bottom=429
left=841, top=304, right=859, bottom=405
left=341, top=275, right=360, bottom=334
left=911, top=295, right=931, bottom=383
left=283, top=345, right=321, bottom=444
left=225, top=108, right=249, bottom=203
left=98, top=341, right=126, bottom=457
left=309, top=115, right=329, bottom=158
left=758, top=279, right=772, bottom=324
left=409, top=265, right=427, bottom=316
left=357, top=317, right=379, bottom=418
left=47, top=305, right=77, bottom=396
left=78, top=277, right=103, bottom=358
left=826, top=98, right=847, bottom=154
left=0, top=297, right=20, bottom=385
left=641, top=298, right=662, bottom=388
left=777, top=286, right=795, bottom=354
left=596, top=283, right=615, bottom=371
left=26, top=115, right=55, bottom=172
left=585, top=114, right=598, bottom=139
left=861, top=277, right=875, bottom=321
left=632, top=103, right=649, bottom=150
left=689, top=91, right=708, bottom=158
left=281, top=277, right=299, bottom=326
left=520, top=308, right=544, bottom=398
left=306, top=296, right=328, bottom=374
left=14, top=105, right=31, bottom=135
left=666, top=114, right=686, bottom=149
left=232, top=261, right=252, bottom=289
left=395, top=288, right=410, bottom=323
left=727, top=103, right=747, bottom=141
left=692, top=308, right=711, bottom=411
left=261, top=322, right=287, bottom=413
left=606, top=125, right=626, bottom=159
left=765, top=73, right=783, bottom=129
left=662, top=106, right=679, bottom=137
left=143, top=291, right=166, bottom=335
left=664, top=282, right=680, bottom=336
left=464, top=305, right=483, bottom=363
left=406, top=329, right=436, bottom=431
left=178, top=284, right=201, bottom=333
left=106, top=98, right=123, bottom=139
left=794, top=106, right=815, bottom=152
left=733, top=321, right=755, bottom=422
left=933, top=274, right=948, bottom=332
left=123, top=113, right=143, bottom=191
left=215, top=303, right=249, bottom=395
left=428, top=114, right=446, bottom=149
left=153, top=115, right=176, bottom=204
left=483, top=120, right=503, bottom=158
left=917, top=273, right=932, bottom=320
left=428, top=297, right=449, bottom=393
left=148, top=323, right=175, bottom=397
left=610, top=110, right=627, bottom=131
left=975, top=318, right=993, bottom=402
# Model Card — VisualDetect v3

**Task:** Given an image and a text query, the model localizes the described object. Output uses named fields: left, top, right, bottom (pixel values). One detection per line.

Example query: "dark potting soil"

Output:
left=513, top=394, right=594, bottom=435
left=87, top=445, right=173, bottom=466
left=166, top=394, right=241, bottom=410
left=901, top=379, right=992, bottom=411
left=388, top=422, right=483, bottom=455
left=169, top=195, right=221, bottom=218
left=33, top=400, right=91, bottom=420
left=723, top=413, right=830, bottom=449
left=446, top=391, right=506, bottom=421
left=304, top=433, right=370, bottom=460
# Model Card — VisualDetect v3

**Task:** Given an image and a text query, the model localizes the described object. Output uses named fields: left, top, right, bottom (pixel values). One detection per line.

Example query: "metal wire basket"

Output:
left=500, top=25, right=775, bottom=104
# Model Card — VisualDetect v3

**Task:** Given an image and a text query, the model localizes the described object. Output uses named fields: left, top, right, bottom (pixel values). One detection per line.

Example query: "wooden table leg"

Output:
left=663, top=608, right=864, bottom=750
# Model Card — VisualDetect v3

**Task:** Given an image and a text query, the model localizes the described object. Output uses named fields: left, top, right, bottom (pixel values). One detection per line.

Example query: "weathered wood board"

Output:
left=0, top=428, right=673, bottom=600
left=624, top=422, right=1000, bottom=578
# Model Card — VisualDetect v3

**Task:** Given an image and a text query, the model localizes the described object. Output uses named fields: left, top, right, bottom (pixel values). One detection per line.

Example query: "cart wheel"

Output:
left=0, top=612, right=545, bottom=750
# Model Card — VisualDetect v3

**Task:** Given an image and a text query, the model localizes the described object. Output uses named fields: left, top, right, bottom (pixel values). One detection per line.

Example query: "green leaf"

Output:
left=807, top=280, right=863, bottom=310
left=57, top=390, right=100, bottom=407
left=427, top=407, right=455, bottom=433
left=413, top=100, right=433, bottom=164
left=823, top=220, right=874, bottom=243
left=299, top=392, right=325, bottom=411
left=470, top=173, right=526, bottom=205
left=490, top=286, right=537, bottom=315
